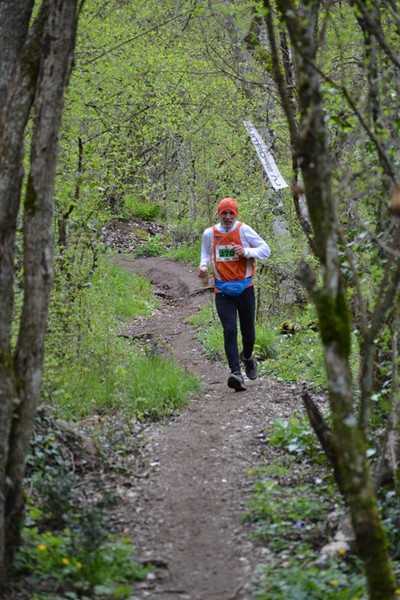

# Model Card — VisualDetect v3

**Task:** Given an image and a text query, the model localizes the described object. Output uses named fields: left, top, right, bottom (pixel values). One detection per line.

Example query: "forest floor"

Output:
left=107, top=252, right=309, bottom=600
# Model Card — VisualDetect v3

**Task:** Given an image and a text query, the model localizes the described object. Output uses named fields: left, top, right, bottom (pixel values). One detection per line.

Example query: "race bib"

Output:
left=216, top=244, right=239, bottom=262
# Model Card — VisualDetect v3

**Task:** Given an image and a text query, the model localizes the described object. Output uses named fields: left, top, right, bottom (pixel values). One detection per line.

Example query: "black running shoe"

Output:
left=240, top=351, right=258, bottom=380
left=227, top=371, right=247, bottom=392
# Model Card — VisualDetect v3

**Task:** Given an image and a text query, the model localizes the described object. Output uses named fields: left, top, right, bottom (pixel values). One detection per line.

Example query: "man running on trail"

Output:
left=198, top=198, right=271, bottom=392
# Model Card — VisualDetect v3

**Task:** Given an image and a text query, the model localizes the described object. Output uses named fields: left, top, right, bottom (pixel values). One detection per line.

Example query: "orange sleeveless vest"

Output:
left=212, top=223, right=255, bottom=283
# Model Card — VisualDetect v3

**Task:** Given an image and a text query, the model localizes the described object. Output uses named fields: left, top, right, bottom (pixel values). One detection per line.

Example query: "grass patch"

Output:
left=123, top=196, right=166, bottom=221
left=92, top=258, right=157, bottom=317
left=256, top=309, right=328, bottom=388
left=258, top=328, right=326, bottom=387
left=48, top=340, right=200, bottom=419
left=188, top=303, right=331, bottom=389
left=166, top=237, right=202, bottom=265
left=187, top=303, right=225, bottom=362
left=44, top=256, right=201, bottom=420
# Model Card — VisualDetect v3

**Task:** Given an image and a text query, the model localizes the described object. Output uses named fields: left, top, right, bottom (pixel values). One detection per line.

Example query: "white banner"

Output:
left=243, top=120, right=288, bottom=190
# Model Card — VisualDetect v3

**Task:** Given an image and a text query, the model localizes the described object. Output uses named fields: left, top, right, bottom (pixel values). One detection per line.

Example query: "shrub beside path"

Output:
left=110, top=256, right=301, bottom=600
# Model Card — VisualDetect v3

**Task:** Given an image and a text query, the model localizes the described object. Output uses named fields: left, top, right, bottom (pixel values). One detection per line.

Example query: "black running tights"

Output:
left=215, top=286, right=255, bottom=373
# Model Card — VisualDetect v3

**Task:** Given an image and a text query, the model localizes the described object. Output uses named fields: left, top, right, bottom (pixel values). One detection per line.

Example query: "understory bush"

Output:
left=246, top=418, right=400, bottom=599
left=255, top=557, right=367, bottom=600
left=135, top=233, right=165, bottom=256
left=246, top=451, right=367, bottom=599
left=15, top=526, right=151, bottom=600
left=14, top=412, right=152, bottom=599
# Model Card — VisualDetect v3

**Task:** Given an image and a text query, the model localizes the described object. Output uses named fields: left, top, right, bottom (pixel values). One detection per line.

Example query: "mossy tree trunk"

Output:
left=263, top=1, right=397, bottom=598
left=0, top=0, right=80, bottom=585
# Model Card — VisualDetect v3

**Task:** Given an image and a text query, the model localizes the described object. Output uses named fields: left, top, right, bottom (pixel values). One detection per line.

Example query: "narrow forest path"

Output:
left=110, top=255, right=301, bottom=600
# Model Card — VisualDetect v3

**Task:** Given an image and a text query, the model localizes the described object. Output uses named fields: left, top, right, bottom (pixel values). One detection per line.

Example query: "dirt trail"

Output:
left=110, top=256, right=299, bottom=600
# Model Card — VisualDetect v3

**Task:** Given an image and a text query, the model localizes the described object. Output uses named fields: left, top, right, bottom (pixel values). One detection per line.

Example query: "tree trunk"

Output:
left=0, top=0, right=79, bottom=581
left=0, top=3, right=45, bottom=580
left=374, top=307, right=400, bottom=488
left=263, top=1, right=396, bottom=597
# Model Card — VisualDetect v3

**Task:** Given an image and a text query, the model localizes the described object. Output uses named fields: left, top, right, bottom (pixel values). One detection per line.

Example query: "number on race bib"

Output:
left=216, top=245, right=239, bottom=261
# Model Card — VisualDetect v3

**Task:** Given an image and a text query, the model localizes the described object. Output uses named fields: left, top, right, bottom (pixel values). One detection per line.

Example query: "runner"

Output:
left=198, top=198, right=271, bottom=391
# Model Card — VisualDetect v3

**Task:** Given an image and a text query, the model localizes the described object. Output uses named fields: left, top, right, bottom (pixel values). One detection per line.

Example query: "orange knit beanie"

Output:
left=217, top=198, right=239, bottom=216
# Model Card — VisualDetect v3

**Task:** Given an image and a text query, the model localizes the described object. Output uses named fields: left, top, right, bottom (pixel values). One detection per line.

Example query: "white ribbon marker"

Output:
left=243, top=120, right=288, bottom=190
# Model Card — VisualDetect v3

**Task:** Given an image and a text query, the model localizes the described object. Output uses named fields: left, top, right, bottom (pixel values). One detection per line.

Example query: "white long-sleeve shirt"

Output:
left=200, top=221, right=271, bottom=268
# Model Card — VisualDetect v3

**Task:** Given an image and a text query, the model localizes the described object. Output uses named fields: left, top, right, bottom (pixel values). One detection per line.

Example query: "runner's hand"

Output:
left=232, top=244, right=245, bottom=257
left=198, top=266, right=208, bottom=277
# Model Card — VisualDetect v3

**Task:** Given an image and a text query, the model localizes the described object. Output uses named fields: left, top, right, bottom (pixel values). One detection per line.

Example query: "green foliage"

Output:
left=169, top=220, right=204, bottom=246
left=167, top=223, right=203, bottom=265
left=123, top=196, right=166, bottom=221
left=135, top=234, right=165, bottom=256
left=258, top=324, right=327, bottom=387
left=18, top=411, right=152, bottom=599
left=255, top=557, right=367, bottom=600
left=59, top=0, right=293, bottom=234
left=26, top=413, right=85, bottom=531
left=245, top=459, right=366, bottom=599
left=166, top=237, right=202, bottom=265
left=268, top=412, right=327, bottom=464
left=245, top=466, right=339, bottom=549
left=15, top=526, right=151, bottom=599
left=189, top=303, right=328, bottom=389
left=247, top=480, right=321, bottom=546
left=44, top=257, right=200, bottom=420
left=187, top=303, right=225, bottom=362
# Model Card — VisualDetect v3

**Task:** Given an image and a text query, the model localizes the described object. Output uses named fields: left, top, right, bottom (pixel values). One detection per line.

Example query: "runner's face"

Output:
left=219, top=210, right=236, bottom=230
